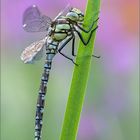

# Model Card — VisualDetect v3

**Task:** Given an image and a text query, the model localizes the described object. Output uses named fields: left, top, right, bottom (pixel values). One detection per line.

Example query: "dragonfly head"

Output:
left=66, top=8, right=84, bottom=22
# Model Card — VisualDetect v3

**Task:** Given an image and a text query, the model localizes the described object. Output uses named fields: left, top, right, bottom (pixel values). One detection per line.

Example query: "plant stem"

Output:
left=60, top=0, right=101, bottom=140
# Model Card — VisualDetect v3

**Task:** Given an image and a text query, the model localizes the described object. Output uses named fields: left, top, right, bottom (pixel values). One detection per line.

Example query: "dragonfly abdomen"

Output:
left=35, top=43, right=58, bottom=140
left=35, top=70, right=49, bottom=140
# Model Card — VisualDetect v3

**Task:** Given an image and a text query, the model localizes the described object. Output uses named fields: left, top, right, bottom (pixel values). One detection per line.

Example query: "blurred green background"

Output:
left=1, top=0, right=139, bottom=140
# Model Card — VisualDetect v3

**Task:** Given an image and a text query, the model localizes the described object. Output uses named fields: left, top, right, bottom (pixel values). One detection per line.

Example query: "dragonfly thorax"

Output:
left=51, top=19, right=71, bottom=41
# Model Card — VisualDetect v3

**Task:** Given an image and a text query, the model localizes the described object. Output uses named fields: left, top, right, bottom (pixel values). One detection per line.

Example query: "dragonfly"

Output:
left=21, top=5, right=99, bottom=140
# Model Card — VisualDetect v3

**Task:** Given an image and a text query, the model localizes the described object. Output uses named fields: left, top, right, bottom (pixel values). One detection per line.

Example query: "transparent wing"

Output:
left=20, top=39, right=46, bottom=64
left=23, top=5, right=52, bottom=32
left=53, top=4, right=71, bottom=21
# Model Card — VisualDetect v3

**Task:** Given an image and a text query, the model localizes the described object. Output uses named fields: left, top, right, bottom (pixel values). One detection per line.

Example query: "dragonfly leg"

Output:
left=76, top=17, right=99, bottom=33
left=58, top=36, right=78, bottom=66
left=58, top=36, right=73, bottom=52
left=72, top=37, right=76, bottom=57
left=74, top=26, right=100, bottom=59
left=74, top=26, right=98, bottom=46
left=59, top=51, right=78, bottom=66
left=92, top=54, right=101, bottom=58
left=71, top=36, right=100, bottom=58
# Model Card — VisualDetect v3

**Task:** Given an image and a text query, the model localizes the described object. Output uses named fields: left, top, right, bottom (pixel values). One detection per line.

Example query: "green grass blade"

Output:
left=60, top=0, right=101, bottom=140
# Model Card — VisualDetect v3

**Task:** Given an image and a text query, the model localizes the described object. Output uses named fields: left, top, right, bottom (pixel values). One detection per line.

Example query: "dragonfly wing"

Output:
left=53, top=4, right=71, bottom=21
left=34, top=45, right=44, bottom=61
left=21, top=39, right=45, bottom=64
left=23, top=5, right=52, bottom=32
